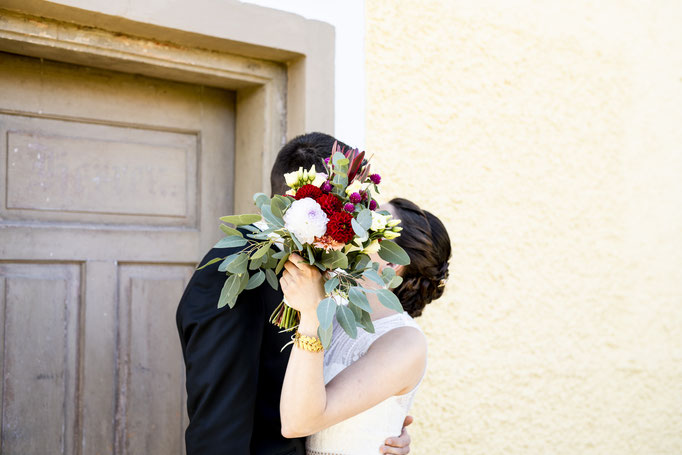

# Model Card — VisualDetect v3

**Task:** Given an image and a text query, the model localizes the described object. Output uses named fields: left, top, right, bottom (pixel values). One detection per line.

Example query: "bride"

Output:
left=278, top=197, right=451, bottom=454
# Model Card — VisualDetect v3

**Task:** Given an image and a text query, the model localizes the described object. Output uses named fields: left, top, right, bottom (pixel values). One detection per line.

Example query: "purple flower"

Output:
left=361, top=191, right=368, bottom=201
left=324, top=157, right=330, bottom=165
left=369, top=200, right=377, bottom=211
left=321, top=181, right=333, bottom=192
left=344, top=203, right=355, bottom=212
left=350, top=192, right=362, bottom=203
left=370, top=173, right=381, bottom=185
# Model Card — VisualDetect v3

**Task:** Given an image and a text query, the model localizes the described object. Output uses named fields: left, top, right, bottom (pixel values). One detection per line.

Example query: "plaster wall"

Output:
left=365, top=1, right=682, bottom=453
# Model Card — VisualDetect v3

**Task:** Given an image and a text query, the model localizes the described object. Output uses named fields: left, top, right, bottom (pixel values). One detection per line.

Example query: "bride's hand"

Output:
left=280, top=253, right=325, bottom=316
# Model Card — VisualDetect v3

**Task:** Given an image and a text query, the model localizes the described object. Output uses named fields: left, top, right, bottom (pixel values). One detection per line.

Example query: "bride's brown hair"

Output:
left=388, top=198, right=451, bottom=317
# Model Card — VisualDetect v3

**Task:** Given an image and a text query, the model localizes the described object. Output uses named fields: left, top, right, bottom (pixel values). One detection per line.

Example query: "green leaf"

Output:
left=272, top=250, right=288, bottom=259
left=336, top=305, right=357, bottom=338
left=316, top=297, right=336, bottom=329
left=378, top=240, right=411, bottom=265
left=306, top=244, right=316, bottom=265
left=219, top=225, right=243, bottom=237
left=357, top=209, right=372, bottom=230
left=358, top=310, right=375, bottom=334
left=351, top=218, right=367, bottom=238
left=332, top=152, right=348, bottom=166
left=270, top=196, right=286, bottom=219
left=320, top=250, right=349, bottom=269
left=318, top=324, right=334, bottom=349
left=324, top=276, right=340, bottom=295
left=382, top=267, right=396, bottom=284
left=263, top=250, right=278, bottom=269
left=377, top=289, right=404, bottom=313
left=290, top=232, right=303, bottom=251
left=253, top=192, right=269, bottom=209
left=218, top=274, right=241, bottom=309
left=196, top=256, right=224, bottom=270
left=389, top=276, right=403, bottom=289
left=245, top=270, right=265, bottom=290
left=238, top=272, right=250, bottom=293
left=249, top=255, right=264, bottom=270
left=363, top=269, right=385, bottom=287
left=265, top=268, right=278, bottom=290
left=275, top=252, right=290, bottom=274
left=348, top=287, right=372, bottom=312
left=218, top=253, right=241, bottom=272
left=219, top=214, right=262, bottom=225
left=252, top=241, right=272, bottom=260
left=214, top=235, right=248, bottom=248
left=354, top=254, right=371, bottom=271
left=226, top=253, right=248, bottom=275
left=261, top=204, right=284, bottom=228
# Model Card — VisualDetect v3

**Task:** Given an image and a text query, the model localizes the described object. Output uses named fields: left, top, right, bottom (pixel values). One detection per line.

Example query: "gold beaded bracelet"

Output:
left=292, top=331, right=324, bottom=353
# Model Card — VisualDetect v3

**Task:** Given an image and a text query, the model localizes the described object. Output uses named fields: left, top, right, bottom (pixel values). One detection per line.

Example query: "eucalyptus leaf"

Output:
left=261, top=205, right=284, bottom=228
left=253, top=192, right=269, bottom=209
left=272, top=250, right=288, bottom=259
left=263, top=250, right=278, bottom=269
left=351, top=218, right=367, bottom=238
left=275, top=252, right=291, bottom=274
left=249, top=255, right=264, bottom=270
left=377, top=289, right=404, bottom=313
left=348, top=286, right=372, bottom=312
left=354, top=254, right=371, bottom=271
left=271, top=196, right=286, bottom=219
left=363, top=269, right=385, bottom=287
left=377, top=240, right=411, bottom=265
left=265, top=268, right=278, bottom=290
left=196, top=256, right=224, bottom=271
left=389, top=276, right=403, bottom=289
left=336, top=305, right=357, bottom=338
left=290, top=232, right=303, bottom=251
left=324, top=276, right=340, bottom=295
left=381, top=267, right=396, bottom=283
left=358, top=310, right=375, bottom=334
left=219, top=214, right=262, bottom=226
left=214, top=235, right=248, bottom=249
left=252, top=241, right=272, bottom=260
left=238, top=272, right=250, bottom=293
left=219, top=225, right=243, bottom=237
left=318, top=324, right=334, bottom=349
left=306, top=244, right=315, bottom=265
left=226, top=253, right=249, bottom=275
left=245, top=270, right=266, bottom=290
left=357, top=209, right=372, bottom=231
left=218, top=274, right=241, bottom=309
left=321, top=250, right=348, bottom=269
left=317, top=297, right=336, bottom=329
left=218, top=253, right=241, bottom=272
left=332, top=152, right=347, bottom=166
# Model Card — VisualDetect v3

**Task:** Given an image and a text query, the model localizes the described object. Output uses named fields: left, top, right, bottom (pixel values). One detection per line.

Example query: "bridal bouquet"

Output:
left=201, top=142, right=410, bottom=347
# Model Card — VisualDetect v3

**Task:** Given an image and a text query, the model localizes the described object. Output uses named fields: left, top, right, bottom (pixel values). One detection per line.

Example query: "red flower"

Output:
left=294, top=184, right=323, bottom=200
left=315, top=193, right=343, bottom=217
left=326, top=212, right=355, bottom=244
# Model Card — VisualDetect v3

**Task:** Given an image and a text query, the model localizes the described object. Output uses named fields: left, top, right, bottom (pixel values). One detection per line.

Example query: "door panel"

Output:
left=0, top=263, right=81, bottom=455
left=0, top=51, right=235, bottom=454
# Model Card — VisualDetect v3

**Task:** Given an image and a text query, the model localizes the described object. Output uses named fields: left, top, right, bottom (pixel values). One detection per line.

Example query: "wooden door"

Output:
left=0, top=51, right=235, bottom=455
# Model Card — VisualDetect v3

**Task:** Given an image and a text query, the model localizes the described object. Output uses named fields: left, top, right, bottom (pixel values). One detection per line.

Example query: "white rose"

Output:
left=283, top=197, right=328, bottom=244
left=362, top=239, right=381, bottom=255
left=345, top=180, right=363, bottom=195
left=284, top=167, right=303, bottom=188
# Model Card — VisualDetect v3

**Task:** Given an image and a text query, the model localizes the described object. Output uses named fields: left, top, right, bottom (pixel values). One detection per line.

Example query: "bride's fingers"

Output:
left=380, top=443, right=409, bottom=455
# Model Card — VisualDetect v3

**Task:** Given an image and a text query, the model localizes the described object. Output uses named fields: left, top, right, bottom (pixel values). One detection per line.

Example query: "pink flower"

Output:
left=350, top=192, right=362, bottom=203
left=370, top=173, right=381, bottom=184
left=313, top=234, right=346, bottom=252
left=369, top=200, right=377, bottom=210
left=344, top=203, right=355, bottom=212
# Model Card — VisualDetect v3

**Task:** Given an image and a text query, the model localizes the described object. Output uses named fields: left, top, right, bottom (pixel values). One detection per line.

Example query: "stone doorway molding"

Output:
left=0, top=0, right=335, bottom=214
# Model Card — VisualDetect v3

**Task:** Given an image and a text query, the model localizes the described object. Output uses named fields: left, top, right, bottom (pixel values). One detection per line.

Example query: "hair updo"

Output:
left=388, top=198, right=451, bottom=317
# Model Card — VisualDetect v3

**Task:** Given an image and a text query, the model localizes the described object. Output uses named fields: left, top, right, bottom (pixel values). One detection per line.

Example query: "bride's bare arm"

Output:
left=279, top=255, right=426, bottom=438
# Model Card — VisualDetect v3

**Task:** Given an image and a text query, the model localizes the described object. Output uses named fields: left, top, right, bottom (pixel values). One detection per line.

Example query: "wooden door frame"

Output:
left=0, top=0, right=336, bottom=214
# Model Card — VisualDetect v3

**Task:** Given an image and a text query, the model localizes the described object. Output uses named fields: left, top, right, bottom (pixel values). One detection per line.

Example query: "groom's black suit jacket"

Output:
left=176, top=242, right=305, bottom=455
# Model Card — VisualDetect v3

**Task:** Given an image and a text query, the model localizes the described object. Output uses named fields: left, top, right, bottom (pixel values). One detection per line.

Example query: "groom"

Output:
left=176, top=132, right=413, bottom=455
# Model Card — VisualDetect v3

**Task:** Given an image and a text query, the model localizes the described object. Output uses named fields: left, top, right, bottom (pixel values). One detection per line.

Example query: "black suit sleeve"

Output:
left=177, top=247, right=266, bottom=455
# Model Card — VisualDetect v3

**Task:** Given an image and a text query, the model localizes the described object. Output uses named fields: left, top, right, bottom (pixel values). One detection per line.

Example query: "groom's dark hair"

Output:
left=270, top=132, right=351, bottom=196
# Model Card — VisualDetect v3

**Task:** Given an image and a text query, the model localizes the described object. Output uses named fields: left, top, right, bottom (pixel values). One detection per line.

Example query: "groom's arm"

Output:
left=177, top=246, right=266, bottom=455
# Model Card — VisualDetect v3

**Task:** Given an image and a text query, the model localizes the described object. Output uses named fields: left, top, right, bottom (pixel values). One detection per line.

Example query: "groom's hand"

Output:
left=381, top=415, right=413, bottom=454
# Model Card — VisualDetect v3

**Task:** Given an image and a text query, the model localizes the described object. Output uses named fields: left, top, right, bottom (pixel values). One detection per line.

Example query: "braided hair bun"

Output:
left=388, top=198, right=451, bottom=317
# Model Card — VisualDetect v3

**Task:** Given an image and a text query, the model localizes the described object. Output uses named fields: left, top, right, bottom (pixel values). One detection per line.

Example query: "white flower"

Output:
left=283, top=197, right=328, bottom=244
left=362, top=239, right=381, bottom=254
left=345, top=180, right=363, bottom=195
left=284, top=165, right=325, bottom=190
left=312, top=172, right=328, bottom=187
left=370, top=212, right=390, bottom=231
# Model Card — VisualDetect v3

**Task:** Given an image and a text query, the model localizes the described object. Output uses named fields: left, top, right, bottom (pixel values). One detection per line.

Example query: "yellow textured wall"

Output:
left=365, top=1, right=682, bottom=453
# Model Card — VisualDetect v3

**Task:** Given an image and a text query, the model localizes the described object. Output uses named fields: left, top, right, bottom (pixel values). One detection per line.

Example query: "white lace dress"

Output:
left=305, top=312, right=425, bottom=455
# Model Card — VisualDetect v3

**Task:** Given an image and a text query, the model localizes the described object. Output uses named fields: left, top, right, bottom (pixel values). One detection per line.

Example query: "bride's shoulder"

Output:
left=368, top=319, right=427, bottom=363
